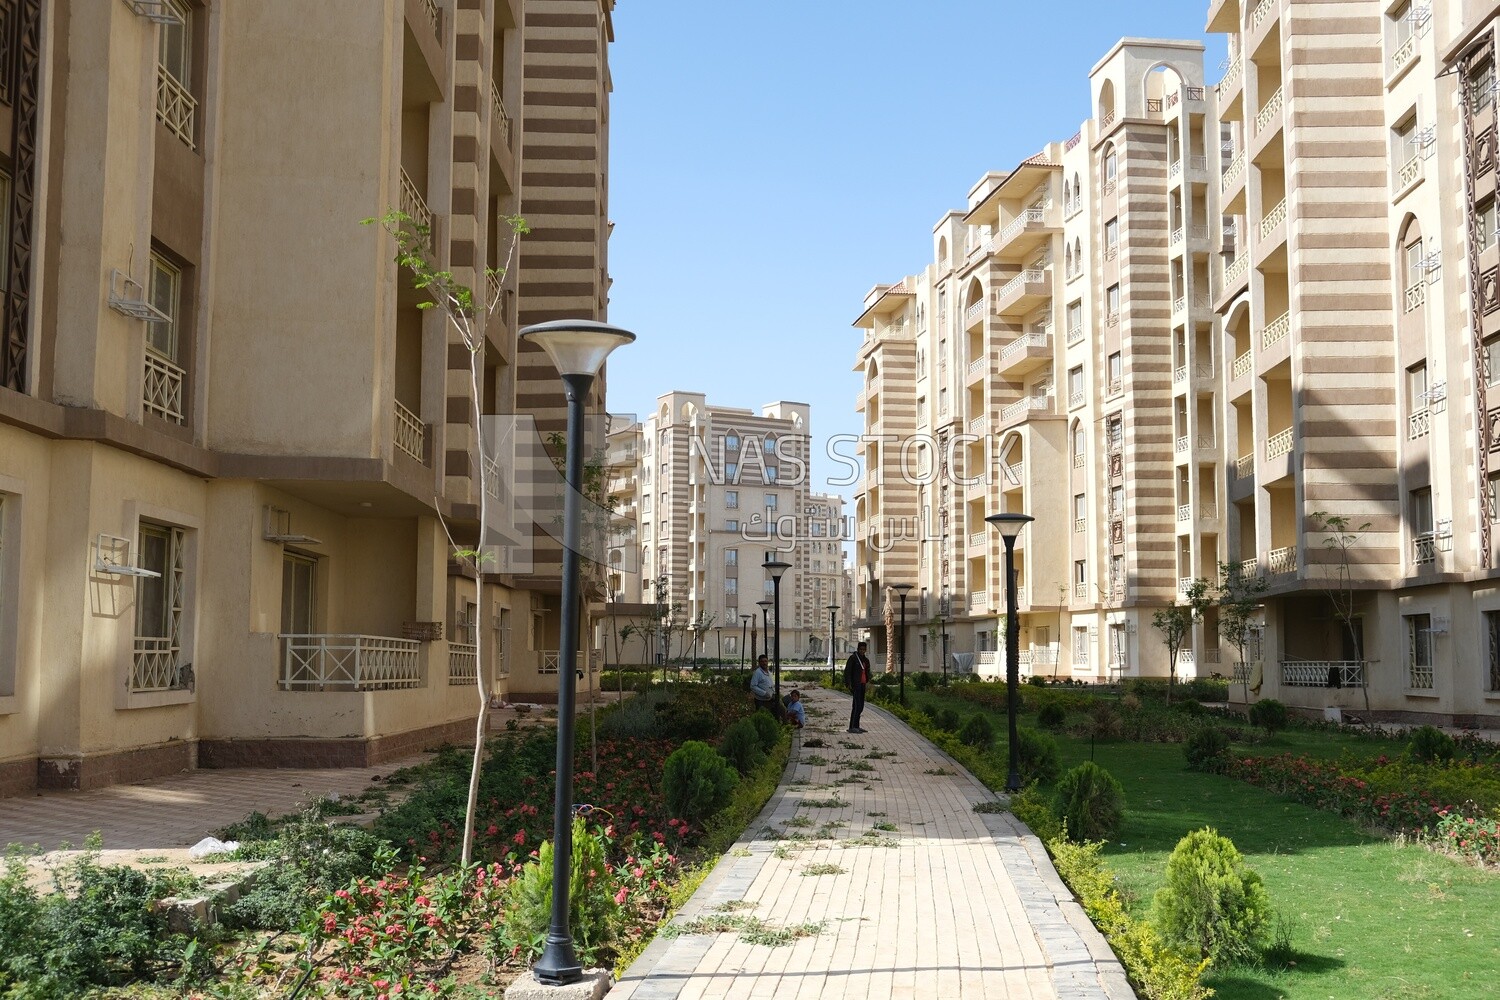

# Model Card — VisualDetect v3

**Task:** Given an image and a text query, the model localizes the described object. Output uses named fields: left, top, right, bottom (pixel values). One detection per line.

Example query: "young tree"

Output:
left=1216, top=563, right=1268, bottom=700
left=1311, top=510, right=1373, bottom=718
left=365, top=209, right=527, bottom=868
left=1150, top=578, right=1213, bottom=705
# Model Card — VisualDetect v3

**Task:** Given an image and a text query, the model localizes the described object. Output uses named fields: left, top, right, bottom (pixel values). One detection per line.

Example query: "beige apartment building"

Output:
left=0, top=0, right=616, bottom=796
left=854, top=0, right=1500, bottom=725
left=611, top=392, right=847, bottom=663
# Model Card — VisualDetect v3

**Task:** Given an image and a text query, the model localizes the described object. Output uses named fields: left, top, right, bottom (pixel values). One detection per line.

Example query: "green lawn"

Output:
left=908, top=689, right=1500, bottom=1000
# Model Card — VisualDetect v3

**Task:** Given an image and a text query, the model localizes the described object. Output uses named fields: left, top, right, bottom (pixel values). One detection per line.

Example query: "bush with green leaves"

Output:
left=1054, top=762, right=1125, bottom=842
left=1036, top=702, right=1067, bottom=731
left=1183, top=726, right=1230, bottom=773
left=913, top=671, right=936, bottom=691
left=958, top=714, right=995, bottom=749
left=1405, top=724, right=1456, bottom=764
left=1006, top=786, right=1063, bottom=843
left=662, top=740, right=739, bottom=823
left=936, top=708, right=962, bottom=732
left=720, top=718, right=768, bottom=775
left=220, top=811, right=388, bottom=931
left=494, top=817, right=617, bottom=966
left=1247, top=698, right=1289, bottom=734
left=1152, top=827, right=1271, bottom=965
left=749, top=710, right=781, bottom=752
left=1015, top=727, right=1061, bottom=786
left=597, top=687, right=674, bottom=740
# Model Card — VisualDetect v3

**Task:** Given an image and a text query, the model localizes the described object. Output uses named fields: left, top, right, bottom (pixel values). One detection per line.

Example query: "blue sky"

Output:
left=604, top=0, right=1226, bottom=495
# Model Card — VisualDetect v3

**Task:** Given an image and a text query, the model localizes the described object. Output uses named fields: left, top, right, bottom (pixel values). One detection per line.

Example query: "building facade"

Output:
left=853, top=0, right=1500, bottom=725
left=0, top=0, right=616, bottom=796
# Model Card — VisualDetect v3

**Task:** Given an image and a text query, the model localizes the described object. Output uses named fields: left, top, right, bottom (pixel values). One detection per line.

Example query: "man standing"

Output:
left=844, top=641, right=871, bottom=734
left=749, top=654, right=776, bottom=714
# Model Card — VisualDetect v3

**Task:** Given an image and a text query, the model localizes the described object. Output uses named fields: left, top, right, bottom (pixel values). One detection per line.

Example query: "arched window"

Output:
left=1098, top=79, right=1116, bottom=123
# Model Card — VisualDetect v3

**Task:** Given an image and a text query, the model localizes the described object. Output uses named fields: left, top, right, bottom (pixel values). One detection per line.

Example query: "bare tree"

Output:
left=365, top=209, right=527, bottom=867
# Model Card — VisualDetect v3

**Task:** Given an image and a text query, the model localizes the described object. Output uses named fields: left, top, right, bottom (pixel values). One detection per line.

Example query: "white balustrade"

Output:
left=1404, top=280, right=1426, bottom=312
left=1261, top=311, right=1291, bottom=349
left=1265, top=426, right=1293, bottom=460
left=448, top=642, right=478, bottom=685
left=1398, top=155, right=1422, bottom=191
left=1281, top=660, right=1365, bottom=688
left=280, top=634, right=423, bottom=690
left=1235, top=453, right=1254, bottom=478
left=1232, top=350, right=1254, bottom=379
left=1260, top=198, right=1287, bottom=239
left=1267, top=545, right=1296, bottom=574
left=156, top=69, right=196, bottom=149
left=400, top=167, right=434, bottom=236
left=1221, top=150, right=1246, bottom=190
left=394, top=399, right=425, bottom=461
left=1409, top=407, right=1430, bottom=439
left=143, top=351, right=186, bottom=425
left=1255, top=86, right=1284, bottom=133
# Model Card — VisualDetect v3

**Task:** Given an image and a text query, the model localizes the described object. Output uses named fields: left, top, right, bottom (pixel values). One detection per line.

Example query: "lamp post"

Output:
left=756, top=598, right=773, bottom=688
left=518, top=319, right=635, bottom=987
left=940, top=587, right=950, bottom=687
left=739, top=614, right=751, bottom=669
left=826, top=602, right=840, bottom=687
left=715, top=625, right=723, bottom=665
left=688, top=622, right=697, bottom=671
left=891, top=583, right=913, bottom=705
left=986, top=511, right=1034, bottom=794
left=764, top=556, right=791, bottom=703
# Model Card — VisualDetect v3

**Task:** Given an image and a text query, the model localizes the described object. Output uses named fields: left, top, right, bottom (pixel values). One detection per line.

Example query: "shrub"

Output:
left=1171, top=698, right=1206, bottom=717
left=958, top=714, right=995, bottom=750
left=1054, top=762, right=1126, bottom=842
left=1183, top=726, right=1230, bottom=774
left=720, top=719, right=768, bottom=775
left=1006, top=786, right=1062, bottom=843
left=1015, top=728, right=1062, bottom=786
left=1027, top=674, right=1047, bottom=687
left=222, top=812, right=387, bottom=930
left=495, top=817, right=617, bottom=966
left=662, top=741, right=738, bottom=823
left=1037, top=702, right=1067, bottom=731
left=1152, top=827, right=1271, bottom=965
left=871, top=685, right=899, bottom=705
left=1085, top=701, right=1123, bottom=741
left=936, top=708, right=962, bottom=732
left=749, top=710, right=782, bottom=752
left=1405, top=725, right=1456, bottom=765
left=1247, top=698, right=1289, bottom=734
left=913, top=671, right=936, bottom=691
left=597, top=688, right=674, bottom=740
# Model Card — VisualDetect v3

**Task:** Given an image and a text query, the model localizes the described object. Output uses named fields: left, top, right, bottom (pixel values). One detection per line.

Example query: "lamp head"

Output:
left=763, top=556, right=791, bottom=580
left=826, top=602, right=840, bottom=611
left=518, top=319, right=636, bottom=377
left=985, top=512, right=1034, bottom=541
left=891, top=583, right=913, bottom=595
left=757, top=599, right=773, bottom=610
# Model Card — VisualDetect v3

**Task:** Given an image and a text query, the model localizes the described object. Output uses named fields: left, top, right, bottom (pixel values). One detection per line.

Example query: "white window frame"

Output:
left=118, top=500, right=200, bottom=710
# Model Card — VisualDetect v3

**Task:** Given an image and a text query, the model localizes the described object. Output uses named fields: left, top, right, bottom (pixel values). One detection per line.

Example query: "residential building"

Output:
left=0, top=0, right=616, bottom=796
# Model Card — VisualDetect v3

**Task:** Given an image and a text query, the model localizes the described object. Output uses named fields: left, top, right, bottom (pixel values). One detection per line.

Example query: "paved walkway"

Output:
left=611, top=689, right=1132, bottom=1000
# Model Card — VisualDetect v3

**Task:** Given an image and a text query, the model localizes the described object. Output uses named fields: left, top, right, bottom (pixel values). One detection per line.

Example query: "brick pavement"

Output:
left=611, top=689, right=1133, bottom=1000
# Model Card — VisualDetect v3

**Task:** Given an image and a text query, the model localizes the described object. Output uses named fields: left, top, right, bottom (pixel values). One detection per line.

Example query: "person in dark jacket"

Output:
left=843, top=641, right=871, bottom=733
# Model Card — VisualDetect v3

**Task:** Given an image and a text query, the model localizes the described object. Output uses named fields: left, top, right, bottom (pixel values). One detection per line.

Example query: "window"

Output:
left=1470, top=58, right=1495, bottom=112
left=938, top=388, right=948, bottom=415
left=135, top=522, right=188, bottom=692
left=641, top=495, right=652, bottom=514
left=1487, top=610, right=1500, bottom=691
left=725, top=518, right=739, bottom=532
left=1484, top=334, right=1500, bottom=387
left=1068, top=365, right=1084, bottom=400
left=0, top=172, right=9, bottom=291
left=282, top=551, right=316, bottom=635
left=725, top=579, right=738, bottom=596
left=1073, top=493, right=1086, bottom=526
left=1108, top=621, right=1127, bottom=667
left=764, top=579, right=775, bottom=597
left=1106, top=284, right=1121, bottom=318
left=660, top=462, right=668, bottom=480
left=1074, top=560, right=1086, bottom=587
left=765, top=493, right=777, bottom=510
left=765, top=466, right=778, bottom=483
left=1106, top=415, right=1123, bottom=449
left=1110, top=555, right=1125, bottom=587
left=1104, top=151, right=1118, bottom=182
left=1104, top=217, right=1119, bottom=250
left=1110, top=485, right=1125, bottom=516
left=726, top=462, right=738, bottom=479
left=658, top=520, right=667, bottom=538
left=1072, top=423, right=1086, bottom=461
left=1407, top=362, right=1428, bottom=413
left=1479, top=197, right=1497, bottom=252
left=1067, top=300, right=1082, bottom=335
left=725, top=490, right=739, bottom=509
left=725, top=549, right=738, bottom=566
left=1073, top=625, right=1089, bottom=665
left=159, top=0, right=192, bottom=86
left=148, top=254, right=181, bottom=362
left=1107, top=351, right=1123, bottom=390
left=1489, top=470, right=1500, bottom=522
left=725, top=433, right=740, bottom=450
left=1406, top=613, right=1434, bottom=689
left=1394, top=115, right=1419, bottom=173
left=1410, top=486, right=1433, bottom=535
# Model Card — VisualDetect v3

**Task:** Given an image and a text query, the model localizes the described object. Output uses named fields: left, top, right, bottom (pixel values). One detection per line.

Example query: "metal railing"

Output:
left=539, top=650, right=584, bottom=675
left=1266, top=426, right=1293, bottom=460
left=400, top=167, right=433, bottom=235
left=394, top=399, right=425, bottom=461
left=1267, top=545, right=1296, bottom=575
left=143, top=351, right=186, bottom=425
left=156, top=68, right=196, bottom=149
left=448, top=642, right=478, bottom=685
left=491, top=78, right=511, bottom=149
left=1281, top=660, right=1365, bottom=688
left=279, top=634, right=423, bottom=690
left=1261, top=311, right=1291, bottom=349
left=132, top=636, right=186, bottom=693
left=1201, top=502, right=1218, bottom=519
left=1414, top=534, right=1437, bottom=564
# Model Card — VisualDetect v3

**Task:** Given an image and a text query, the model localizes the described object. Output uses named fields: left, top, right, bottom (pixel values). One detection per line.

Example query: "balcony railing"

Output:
left=1390, top=35, right=1417, bottom=75
left=1074, top=581, right=1088, bottom=599
left=1067, top=324, right=1084, bottom=345
left=280, top=634, right=423, bottom=690
left=968, top=356, right=986, bottom=378
left=449, top=642, right=478, bottom=685
left=1404, top=280, right=1426, bottom=313
left=1235, top=453, right=1254, bottom=478
left=1232, top=350, right=1253, bottom=380
left=1201, top=502, right=1218, bottom=519
left=965, top=300, right=985, bottom=325
left=1099, top=111, right=1117, bottom=132
left=132, top=636, right=187, bottom=693
left=998, top=207, right=1046, bottom=247
left=1074, top=517, right=1086, bottom=533
left=394, top=399, right=425, bottom=461
left=156, top=68, right=196, bottom=149
left=1267, top=545, right=1296, bottom=575
left=1409, top=406, right=1430, bottom=439
left=1397, top=154, right=1422, bottom=193
left=970, top=591, right=989, bottom=614
left=1000, top=332, right=1050, bottom=365
left=491, top=78, right=512, bottom=149
left=143, top=351, right=186, bottom=425
left=400, top=167, right=433, bottom=236
left=1223, top=254, right=1248, bottom=288
left=1260, top=198, right=1288, bottom=239
left=1255, top=86, right=1284, bottom=133
left=419, top=0, right=441, bottom=35
left=1281, top=660, right=1365, bottom=688
left=1177, top=504, right=1192, bottom=522
left=1069, top=389, right=1084, bottom=408
left=1218, top=59, right=1242, bottom=97
left=997, top=269, right=1047, bottom=304
left=539, top=650, right=585, bottom=675
left=969, top=415, right=987, bottom=435
left=1001, top=394, right=1052, bottom=422
left=1231, top=557, right=1260, bottom=579
left=1250, top=0, right=1276, bottom=33
left=1265, top=427, right=1293, bottom=460
left=1175, top=434, right=1190, bottom=453
left=1414, top=533, right=1437, bottom=564
left=969, top=530, right=987, bottom=549
left=1261, top=311, right=1290, bottom=349
left=1221, top=150, right=1246, bottom=191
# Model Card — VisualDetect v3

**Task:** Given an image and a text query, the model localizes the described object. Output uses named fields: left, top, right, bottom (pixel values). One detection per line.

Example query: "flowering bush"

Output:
left=489, top=817, right=617, bottom=966
left=1435, top=810, right=1500, bottom=864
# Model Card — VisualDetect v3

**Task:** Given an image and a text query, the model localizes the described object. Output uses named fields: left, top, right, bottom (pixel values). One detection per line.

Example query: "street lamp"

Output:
left=756, top=599, right=772, bottom=678
left=826, top=602, right=840, bottom=687
left=764, top=556, right=791, bottom=703
left=739, top=614, right=751, bottom=669
left=715, top=624, right=723, bottom=665
left=688, top=621, right=697, bottom=671
left=986, top=511, right=1034, bottom=794
left=940, top=587, right=950, bottom=687
left=891, top=583, right=913, bottom=705
left=519, top=318, right=635, bottom=987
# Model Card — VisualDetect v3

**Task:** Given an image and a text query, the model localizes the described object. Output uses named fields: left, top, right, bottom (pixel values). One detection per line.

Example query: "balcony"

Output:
left=539, top=650, right=586, bottom=675
left=1221, top=150, right=1246, bottom=192
left=1267, top=545, right=1296, bottom=575
left=1066, top=323, right=1084, bottom=346
left=394, top=398, right=426, bottom=462
left=448, top=642, right=478, bottom=686
left=1174, top=434, right=1215, bottom=454
left=1249, top=0, right=1277, bottom=35
left=491, top=78, right=512, bottom=152
left=1234, top=452, right=1254, bottom=479
left=1217, top=59, right=1242, bottom=99
left=400, top=167, right=434, bottom=241
left=1229, top=350, right=1252, bottom=381
left=1404, top=279, right=1426, bottom=313
left=1255, top=86, right=1284, bottom=135
left=964, top=299, right=986, bottom=329
left=1222, top=253, right=1249, bottom=292
left=968, top=414, right=987, bottom=435
left=279, top=634, right=423, bottom=690
left=1265, top=427, right=1293, bottom=460
left=997, top=332, right=1053, bottom=376
left=1259, top=198, right=1287, bottom=240
left=1409, top=407, right=1430, bottom=439
left=1000, top=393, right=1054, bottom=426
left=969, top=530, right=988, bottom=550
left=1261, top=311, right=1290, bottom=350
left=967, top=355, right=988, bottom=385
left=1281, top=660, right=1365, bottom=688
left=995, top=207, right=1052, bottom=258
left=970, top=591, right=990, bottom=615
left=993, top=269, right=1051, bottom=315
left=143, top=351, right=186, bottom=425
left=156, top=68, right=196, bottom=150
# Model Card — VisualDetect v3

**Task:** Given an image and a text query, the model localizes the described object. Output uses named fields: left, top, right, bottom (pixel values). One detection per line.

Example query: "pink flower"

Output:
left=615, top=887, right=629, bottom=905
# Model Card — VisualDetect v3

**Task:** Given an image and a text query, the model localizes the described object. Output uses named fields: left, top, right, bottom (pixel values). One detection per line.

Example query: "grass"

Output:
left=909, top=689, right=1500, bottom=1000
